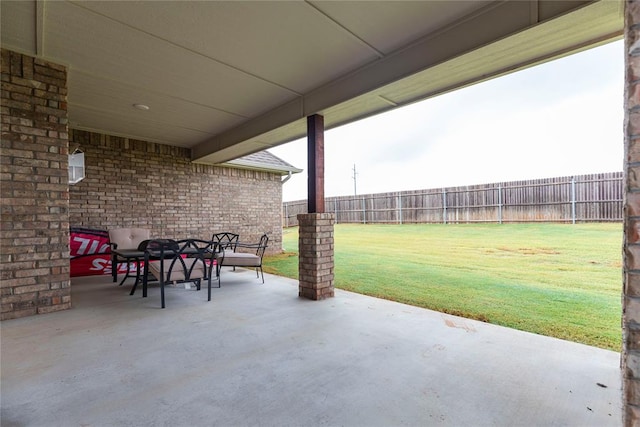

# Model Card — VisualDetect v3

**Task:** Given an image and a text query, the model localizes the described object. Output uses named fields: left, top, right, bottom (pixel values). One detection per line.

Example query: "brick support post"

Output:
left=0, top=49, right=70, bottom=319
left=298, top=213, right=334, bottom=300
left=626, top=1, right=640, bottom=424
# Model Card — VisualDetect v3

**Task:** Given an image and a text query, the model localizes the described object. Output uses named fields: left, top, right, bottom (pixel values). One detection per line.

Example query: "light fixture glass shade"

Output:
left=69, top=150, right=85, bottom=184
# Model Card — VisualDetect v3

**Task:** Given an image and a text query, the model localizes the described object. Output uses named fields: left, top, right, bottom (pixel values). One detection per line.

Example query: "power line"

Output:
left=352, top=164, right=358, bottom=196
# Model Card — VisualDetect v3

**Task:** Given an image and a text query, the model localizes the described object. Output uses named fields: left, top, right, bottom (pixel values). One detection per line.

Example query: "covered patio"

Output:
left=1, top=271, right=620, bottom=426
left=3, top=0, right=639, bottom=423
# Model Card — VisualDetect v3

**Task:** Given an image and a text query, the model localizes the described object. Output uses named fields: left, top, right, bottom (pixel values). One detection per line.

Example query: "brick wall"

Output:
left=1, top=47, right=284, bottom=321
left=68, top=130, right=283, bottom=254
left=1, top=49, right=71, bottom=320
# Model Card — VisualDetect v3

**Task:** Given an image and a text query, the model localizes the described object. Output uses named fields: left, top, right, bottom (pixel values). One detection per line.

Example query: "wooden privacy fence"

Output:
left=282, top=172, right=623, bottom=227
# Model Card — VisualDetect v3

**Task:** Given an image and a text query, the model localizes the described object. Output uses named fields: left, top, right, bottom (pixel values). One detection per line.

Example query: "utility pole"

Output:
left=352, top=164, right=358, bottom=196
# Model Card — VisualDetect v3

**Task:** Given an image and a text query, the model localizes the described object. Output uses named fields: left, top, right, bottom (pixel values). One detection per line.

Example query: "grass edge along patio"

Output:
left=264, top=222, right=622, bottom=351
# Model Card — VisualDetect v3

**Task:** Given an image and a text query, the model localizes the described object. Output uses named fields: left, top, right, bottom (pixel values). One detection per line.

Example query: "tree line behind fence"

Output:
left=282, top=172, right=623, bottom=227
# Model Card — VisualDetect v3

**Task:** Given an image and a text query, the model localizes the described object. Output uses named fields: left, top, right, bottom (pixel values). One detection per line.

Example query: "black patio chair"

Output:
left=211, top=232, right=240, bottom=271
left=108, top=227, right=151, bottom=285
left=211, top=232, right=239, bottom=252
left=217, top=234, right=269, bottom=283
left=141, top=238, right=219, bottom=308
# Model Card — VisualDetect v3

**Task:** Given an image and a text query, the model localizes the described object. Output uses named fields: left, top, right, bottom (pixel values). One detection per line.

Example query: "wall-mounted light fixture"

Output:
left=69, top=148, right=85, bottom=184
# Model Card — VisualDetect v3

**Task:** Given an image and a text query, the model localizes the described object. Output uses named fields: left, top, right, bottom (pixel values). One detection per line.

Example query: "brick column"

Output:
left=626, top=1, right=640, bottom=423
left=298, top=213, right=334, bottom=300
left=0, top=49, right=70, bottom=319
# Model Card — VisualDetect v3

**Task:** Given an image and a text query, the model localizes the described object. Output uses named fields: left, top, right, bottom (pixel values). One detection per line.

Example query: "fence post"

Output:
left=362, top=197, right=366, bottom=224
left=571, top=177, right=576, bottom=224
left=442, top=189, right=447, bottom=224
left=498, top=185, right=502, bottom=224
left=398, top=195, right=403, bottom=224
left=284, top=203, right=288, bottom=227
left=335, top=199, right=338, bottom=224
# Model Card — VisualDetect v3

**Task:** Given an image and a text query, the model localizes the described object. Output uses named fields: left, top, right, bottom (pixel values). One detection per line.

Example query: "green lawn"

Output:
left=263, top=223, right=622, bottom=351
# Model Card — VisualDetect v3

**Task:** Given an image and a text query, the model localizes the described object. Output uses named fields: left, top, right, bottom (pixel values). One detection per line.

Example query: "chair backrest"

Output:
left=212, top=232, right=239, bottom=251
left=146, top=238, right=212, bottom=282
left=182, top=238, right=218, bottom=254
left=108, top=228, right=150, bottom=250
left=145, top=238, right=179, bottom=253
left=255, top=234, right=269, bottom=259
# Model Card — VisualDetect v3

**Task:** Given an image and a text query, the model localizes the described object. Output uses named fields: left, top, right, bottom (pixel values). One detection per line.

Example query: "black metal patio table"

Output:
left=111, top=248, right=146, bottom=290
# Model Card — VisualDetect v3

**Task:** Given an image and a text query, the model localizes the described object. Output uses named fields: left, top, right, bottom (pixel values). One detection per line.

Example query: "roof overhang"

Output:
left=192, top=0, right=623, bottom=164
left=0, top=1, right=623, bottom=165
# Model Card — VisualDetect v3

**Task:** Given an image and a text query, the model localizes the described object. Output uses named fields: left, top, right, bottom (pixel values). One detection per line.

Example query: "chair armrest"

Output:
left=236, top=242, right=261, bottom=249
left=236, top=235, right=268, bottom=257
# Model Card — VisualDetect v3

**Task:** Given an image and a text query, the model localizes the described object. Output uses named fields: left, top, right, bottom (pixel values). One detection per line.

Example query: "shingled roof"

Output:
left=222, top=150, right=302, bottom=176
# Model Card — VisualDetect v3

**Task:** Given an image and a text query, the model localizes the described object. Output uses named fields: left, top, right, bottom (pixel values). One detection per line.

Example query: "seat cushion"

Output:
left=109, top=228, right=150, bottom=250
left=221, top=252, right=260, bottom=267
left=148, top=257, right=206, bottom=282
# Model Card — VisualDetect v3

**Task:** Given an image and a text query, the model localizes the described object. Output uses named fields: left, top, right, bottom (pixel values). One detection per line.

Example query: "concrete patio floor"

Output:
left=1, top=269, right=622, bottom=426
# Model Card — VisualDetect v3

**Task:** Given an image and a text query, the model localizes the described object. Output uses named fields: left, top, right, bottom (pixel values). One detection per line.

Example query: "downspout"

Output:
left=281, top=171, right=292, bottom=184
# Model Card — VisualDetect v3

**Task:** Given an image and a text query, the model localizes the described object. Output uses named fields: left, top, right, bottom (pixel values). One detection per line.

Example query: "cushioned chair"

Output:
left=217, top=234, right=268, bottom=283
left=212, top=232, right=239, bottom=252
left=143, top=238, right=218, bottom=308
left=108, top=228, right=151, bottom=286
left=211, top=232, right=240, bottom=271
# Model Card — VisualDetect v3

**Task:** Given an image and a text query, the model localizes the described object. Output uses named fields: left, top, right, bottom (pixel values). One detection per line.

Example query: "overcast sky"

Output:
left=270, top=39, right=624, bottom=202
